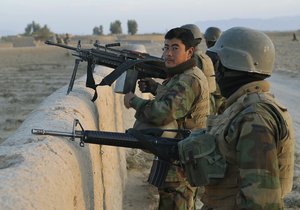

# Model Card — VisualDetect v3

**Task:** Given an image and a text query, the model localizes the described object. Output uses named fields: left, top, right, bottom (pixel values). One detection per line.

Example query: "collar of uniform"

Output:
left=226, top=80, right=270, bottom=107
left=166, top=59, right=195, bottom=77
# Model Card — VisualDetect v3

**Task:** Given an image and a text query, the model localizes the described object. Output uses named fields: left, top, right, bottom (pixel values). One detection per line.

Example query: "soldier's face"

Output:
left=162, top=38, right=194, bottom=68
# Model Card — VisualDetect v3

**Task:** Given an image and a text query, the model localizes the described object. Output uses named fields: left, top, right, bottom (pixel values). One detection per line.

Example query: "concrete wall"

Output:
left=0, top=66, right=133, bottom=210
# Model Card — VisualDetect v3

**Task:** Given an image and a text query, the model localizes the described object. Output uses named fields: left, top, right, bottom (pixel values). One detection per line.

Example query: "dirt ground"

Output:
left=0, top=33, right=299, bottom=209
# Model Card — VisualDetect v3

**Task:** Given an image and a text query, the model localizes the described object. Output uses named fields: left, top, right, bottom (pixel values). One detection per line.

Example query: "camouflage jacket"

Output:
left=202, top=80, right=295, bottom=210
left=131, top=59, right=209, bottom=130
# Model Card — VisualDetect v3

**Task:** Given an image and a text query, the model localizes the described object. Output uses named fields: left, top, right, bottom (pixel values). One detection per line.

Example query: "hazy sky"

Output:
left=0, top=0, right=299, bottom=35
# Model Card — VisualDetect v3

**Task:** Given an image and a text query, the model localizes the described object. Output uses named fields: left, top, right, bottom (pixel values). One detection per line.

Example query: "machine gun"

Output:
left=45, top=40, right=167, bottom=101
left=31, top=119, right=191, bottom=187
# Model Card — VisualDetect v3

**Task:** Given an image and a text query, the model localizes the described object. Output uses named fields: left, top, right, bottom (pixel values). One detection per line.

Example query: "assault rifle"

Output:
left=45, top=40, right=167, bottom=101
left=31, top=119, right=190, bottom=187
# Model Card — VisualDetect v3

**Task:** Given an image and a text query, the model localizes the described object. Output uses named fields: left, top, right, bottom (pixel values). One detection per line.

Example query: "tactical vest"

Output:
left=177, top=66, right=209, bottom=130
left=204, top=88, right=294, bottom=208
left=194, top=50, right=218, bottom=115
left=193, top=51, right=216, bottom=94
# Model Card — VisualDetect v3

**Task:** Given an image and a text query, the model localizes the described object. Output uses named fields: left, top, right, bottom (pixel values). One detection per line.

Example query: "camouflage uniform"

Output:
left=180, top=24, right=220, bottom=116
left=202, top=80, right=295, bottom=209
left=194, top=44, right=221, bottom=117
left=131, top=59, right=209, bottom=210
left=203, top=27, right=225, bottom=115
left=201, top=49, right=225, bottom=115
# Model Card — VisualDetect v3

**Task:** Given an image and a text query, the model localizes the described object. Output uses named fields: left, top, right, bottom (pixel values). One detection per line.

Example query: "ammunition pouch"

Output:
left=178, top=129, right=227, bottom=187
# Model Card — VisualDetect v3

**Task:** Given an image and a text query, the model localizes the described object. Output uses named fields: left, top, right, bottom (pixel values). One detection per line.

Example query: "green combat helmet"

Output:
left=208, top=27, right=275, bottom=76
left=180, top=24, right=202, bottom=42
left=204, top=27, right=222, bottom=42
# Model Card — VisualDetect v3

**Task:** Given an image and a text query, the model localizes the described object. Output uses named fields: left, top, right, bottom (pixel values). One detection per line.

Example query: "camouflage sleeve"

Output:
left=131, top=74, right=200, bottom=126
left=231, top=107, right=283, bottom=209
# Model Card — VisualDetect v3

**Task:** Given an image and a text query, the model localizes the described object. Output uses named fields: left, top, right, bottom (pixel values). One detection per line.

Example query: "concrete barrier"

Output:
left=0, top=66, right=133, bottom=210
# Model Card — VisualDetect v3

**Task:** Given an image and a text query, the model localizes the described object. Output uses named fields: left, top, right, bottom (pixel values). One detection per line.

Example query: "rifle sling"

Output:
left=85, top=59, right=98, bottom=101
left=99, top=58, right=165, bottom=86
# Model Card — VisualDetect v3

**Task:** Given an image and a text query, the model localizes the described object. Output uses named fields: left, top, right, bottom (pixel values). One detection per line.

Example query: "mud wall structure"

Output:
left=0, top=66, right=134, bottom=210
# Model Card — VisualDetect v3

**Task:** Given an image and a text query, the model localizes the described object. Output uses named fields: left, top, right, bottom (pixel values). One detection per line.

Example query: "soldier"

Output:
left=55, top=34, right=63, bottom=44
left=203, top=26, right=225, bottom=114
left=180, top=24, right=217, bottom=116
left=292, top=32, right=298, bottom=41
left=201, top=27, right=295, bottom=209
left=124, top=27, right=209, bottom=210
left=204, top=27, right=221, bottom=48
left=204, top=27, right=222, bottom=66
left=63, top=33, right=70, bottom=45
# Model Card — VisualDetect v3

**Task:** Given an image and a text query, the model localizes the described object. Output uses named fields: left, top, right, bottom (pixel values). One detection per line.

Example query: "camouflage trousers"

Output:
left=157, top=165, right=197, bottom=210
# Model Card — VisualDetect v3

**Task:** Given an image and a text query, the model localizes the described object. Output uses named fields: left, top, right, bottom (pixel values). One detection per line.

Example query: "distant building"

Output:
left=4, top=36, right=36, bottom=47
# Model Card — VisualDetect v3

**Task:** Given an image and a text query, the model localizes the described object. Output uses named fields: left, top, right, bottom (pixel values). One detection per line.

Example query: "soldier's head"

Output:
left=180, top=24, right=202, bottom=45
left=204, top=27, right=221, bottom=48
left=208, top=27, right=275, bottom=98
left=163, top=27, right=197, bottom=68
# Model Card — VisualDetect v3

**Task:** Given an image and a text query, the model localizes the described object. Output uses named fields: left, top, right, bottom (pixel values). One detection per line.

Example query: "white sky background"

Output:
left=0, top=0, right=299, bottom=35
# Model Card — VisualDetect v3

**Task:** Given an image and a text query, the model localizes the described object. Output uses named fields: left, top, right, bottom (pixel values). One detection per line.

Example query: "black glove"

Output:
left=127, top=128, right=179, bottom=162
left=138, top=78, right=158, bottom=95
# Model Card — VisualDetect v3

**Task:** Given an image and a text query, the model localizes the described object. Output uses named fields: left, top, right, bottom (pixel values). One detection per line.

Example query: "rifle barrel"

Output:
left=45, top=40, right=77, bottom=51
left=31, top=129, right=82, bottom=138
left=31, top=128, right=148, bottom=149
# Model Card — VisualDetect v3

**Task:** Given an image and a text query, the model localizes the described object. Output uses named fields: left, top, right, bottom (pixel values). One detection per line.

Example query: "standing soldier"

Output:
left=201, top=27, right=295, bottom=209
left=124, top=27, right=209, bottom=210
left=55, top=34, right=63, bottom=44
left=204, top=27, right=222, bottom=67
left=63, top=33, right=70, bottom=45
left=180, top=24, right=217, bottom=115
left=204, top=26, right=225, bottom=114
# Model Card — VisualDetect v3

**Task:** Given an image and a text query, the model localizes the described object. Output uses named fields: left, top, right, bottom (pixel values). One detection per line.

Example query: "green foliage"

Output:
left=127, top=20, right=138, bottom=35
left=35, top=25, right=53, bottom=41
left=93, top=25, right=104, bottom=35
left=24, top=21, right=41, bottom=36
left=23, top=21, right=53, bottom=41
left=110, top=20, right=122, bottom=34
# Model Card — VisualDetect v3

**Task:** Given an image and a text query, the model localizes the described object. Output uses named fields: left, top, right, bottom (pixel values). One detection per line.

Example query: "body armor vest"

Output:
left=178, top=66, right=209, bottom=130
left=194, top=51, right=216, bottom=94
left=204, top=88, right=294, bottom=208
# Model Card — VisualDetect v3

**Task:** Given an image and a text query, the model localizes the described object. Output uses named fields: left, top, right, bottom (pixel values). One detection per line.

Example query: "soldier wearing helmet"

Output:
left=199, top=27, right=295, bottom=209
left=204, top=27, right=222, bottom=48
left=204, top=26, right=222, bottom=68
left=181, top=24, right=218, bottom=116
left=203, top=26, right=225, bottom=114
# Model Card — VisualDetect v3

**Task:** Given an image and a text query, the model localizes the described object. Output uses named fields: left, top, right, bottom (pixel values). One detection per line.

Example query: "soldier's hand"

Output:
left=124, top=92, right=136, bottom=109
left=138, top=78, right=158, bottom=95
